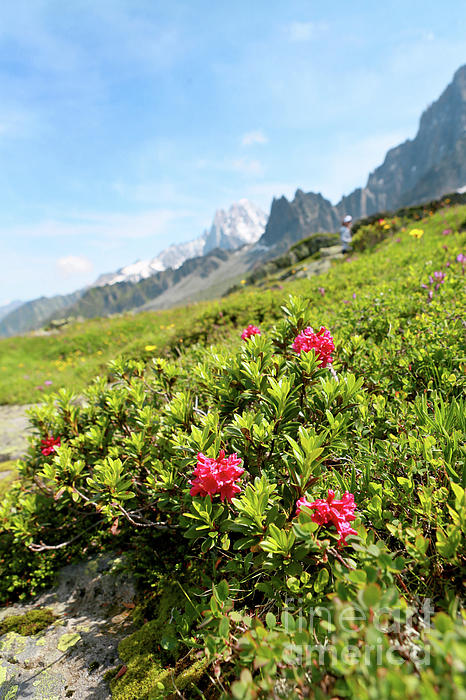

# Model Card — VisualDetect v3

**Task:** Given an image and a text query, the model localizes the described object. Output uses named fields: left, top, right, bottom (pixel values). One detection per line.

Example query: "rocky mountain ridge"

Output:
left=50, top=244, right=264, bottom=321
left=0, top=300, right=23, bottom=323
left=93, top=199, right=267, bottom=287
left=259, top=64, right=466, bottom=250
left=0, top=290, right=84, bottom=338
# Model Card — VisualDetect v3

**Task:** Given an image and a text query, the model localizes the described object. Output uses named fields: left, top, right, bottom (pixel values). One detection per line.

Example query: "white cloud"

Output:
left=231, top=158, right=264, bottom=176
left=241, top=130, right=268, bottom=147
left=287, top=21, right=327, bottom=42
left=56, top=255, right=93, bottom=278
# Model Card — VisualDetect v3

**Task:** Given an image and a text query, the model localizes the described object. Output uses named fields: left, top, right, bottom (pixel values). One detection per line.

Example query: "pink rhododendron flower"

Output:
left=41, top=436, right=61, bottom=456
left=292, top=326, right=335, bottom=367
left=241, top=324, right=261, bottom=341
left=189, top=450, right=244, bottom=502
left=296, top=489, right=357, bottom=547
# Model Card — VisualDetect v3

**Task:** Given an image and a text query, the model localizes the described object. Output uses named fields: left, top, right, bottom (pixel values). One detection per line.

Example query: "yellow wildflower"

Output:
left=145, top=345, right=157, bottom=352
left=409, top=228, right=424, bottom=239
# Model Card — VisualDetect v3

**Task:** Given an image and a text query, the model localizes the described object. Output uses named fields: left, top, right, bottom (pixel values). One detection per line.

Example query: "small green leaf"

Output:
left=314, top=567, right=329, bottom=593
left=218, top=616, right=230, bottom=638
left=359, top=583, right=381, bottom=608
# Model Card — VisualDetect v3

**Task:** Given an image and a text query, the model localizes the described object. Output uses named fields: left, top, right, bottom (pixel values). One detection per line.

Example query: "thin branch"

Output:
left=117, top=503, right=178, bottom=530
left=328, top=546, right=355, bottom=569
left=71, top=486, right=100, bottom=509
left=28, top=518, right=104, bottom=552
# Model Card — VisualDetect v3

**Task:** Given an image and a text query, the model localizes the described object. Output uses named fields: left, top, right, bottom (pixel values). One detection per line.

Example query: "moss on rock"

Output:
left=109, top=652, right=210, bottom=700
left=109, top=585, right=210, bottom=699
left=0, top=608, right=56, bottom=637
left=175, top=656, right=210, bottom=692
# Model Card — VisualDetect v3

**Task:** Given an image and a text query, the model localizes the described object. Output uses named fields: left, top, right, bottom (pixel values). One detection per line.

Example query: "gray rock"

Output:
left=0, top=555, right=136, bottom=699
left=0, top=405, right=34, bottom=462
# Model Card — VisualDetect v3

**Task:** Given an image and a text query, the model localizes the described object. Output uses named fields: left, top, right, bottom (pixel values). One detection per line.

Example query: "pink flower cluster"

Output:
left=292, top=326, right=335, bottom=367
left=241, top=324, right=261, bottom=341
left=422, top=269, right=447, bottom=301
left=189, top=450, right=244, bottom=502
left=296, top=489, right=357, bottom=547
left=41, top=436, right=61, bottom=456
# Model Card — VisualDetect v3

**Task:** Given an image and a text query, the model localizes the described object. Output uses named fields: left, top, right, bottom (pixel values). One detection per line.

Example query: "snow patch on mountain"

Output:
left=93, top=199, right=267, bottom=287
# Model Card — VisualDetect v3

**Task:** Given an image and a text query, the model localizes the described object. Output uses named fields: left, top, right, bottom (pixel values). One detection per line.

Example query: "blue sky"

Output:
left=1, top=0, right=465, bottom=305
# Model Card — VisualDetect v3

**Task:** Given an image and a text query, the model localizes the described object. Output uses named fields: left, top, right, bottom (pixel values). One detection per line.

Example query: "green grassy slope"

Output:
left=0, top=200, right=464, bottom=405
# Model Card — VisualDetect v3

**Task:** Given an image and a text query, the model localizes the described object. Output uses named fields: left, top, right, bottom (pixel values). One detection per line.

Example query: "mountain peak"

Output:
left=203, top=200, right=267, bottom=254
left=92, top=199, right=267, bottom=287
left=453, top=63, right=466, bottom=83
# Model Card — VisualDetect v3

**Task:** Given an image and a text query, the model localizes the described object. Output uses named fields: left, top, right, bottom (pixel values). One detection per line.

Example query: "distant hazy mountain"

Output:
left=93, top=199, right=267, bottom=287
left=0, top=300, right=23, bottom=322
left=260, top=64, right=466, bottom=251
left=52, top=245, right=265, bottom=321
left=0, top=291, right=84, bottom=337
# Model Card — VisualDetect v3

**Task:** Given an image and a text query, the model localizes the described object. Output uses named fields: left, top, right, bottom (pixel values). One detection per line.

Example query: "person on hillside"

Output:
left=340, top=214, right=353, bottom=253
